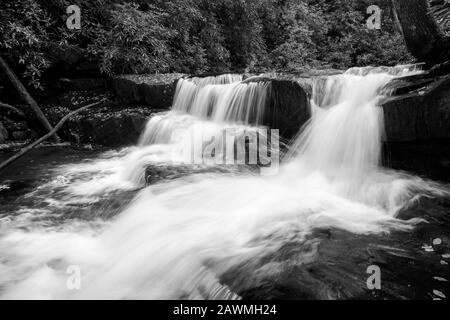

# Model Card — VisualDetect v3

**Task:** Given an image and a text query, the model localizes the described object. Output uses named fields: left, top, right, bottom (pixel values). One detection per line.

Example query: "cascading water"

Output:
left=118, top=74, right=272, bottom=185
left=172, top=75, right=268, bottom=124
left=138, top=74, right=268, bottom=147
left=0, top=66, right=448, bottom=299
left=286, top=67, right=410, bottom=198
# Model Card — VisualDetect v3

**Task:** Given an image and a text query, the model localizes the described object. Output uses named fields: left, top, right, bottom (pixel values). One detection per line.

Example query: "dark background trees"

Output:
left=391, top=0, right=450, bottom=66
left=1, top=0, right=413, bottom=90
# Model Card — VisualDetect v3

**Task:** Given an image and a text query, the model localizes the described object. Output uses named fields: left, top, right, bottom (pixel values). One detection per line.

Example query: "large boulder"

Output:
left=43, top=99, right=157, bottom=147
left=244, top=75, right=311, bottom=138
left=382, top=74, right=450, bottom=142
left=63, top=109, right=152, bottom=147
left=384, top=139, right=450, bottom=181
left=111, top=74, right=185, bottom=109
left=382, top=73, right=450, bottom=180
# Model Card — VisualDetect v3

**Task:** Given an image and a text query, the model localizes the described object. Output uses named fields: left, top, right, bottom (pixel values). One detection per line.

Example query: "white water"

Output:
left=0, top=66, right=447, bottom=299
left=172, top=75, right=268, bottom=124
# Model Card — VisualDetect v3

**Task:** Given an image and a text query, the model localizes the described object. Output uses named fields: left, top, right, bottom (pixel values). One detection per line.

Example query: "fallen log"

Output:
left=0, top=99, right=105, bottom=172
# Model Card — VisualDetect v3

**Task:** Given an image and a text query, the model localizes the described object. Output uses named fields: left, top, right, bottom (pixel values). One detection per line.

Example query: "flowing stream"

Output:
left=0, top=66, right=449, bottom=299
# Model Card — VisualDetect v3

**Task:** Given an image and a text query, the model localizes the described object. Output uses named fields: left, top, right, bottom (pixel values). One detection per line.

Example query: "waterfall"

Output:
left=137, top=75, right=269, bottom=149
left=0, top=66, right=447, bottom=300
left=288, top=69, right=392, bottom=183
left=171, top=76, right=268, bottom=125
left=124, top=74, right=272, bottom=184
left=285, top=65, right=425, bottom=199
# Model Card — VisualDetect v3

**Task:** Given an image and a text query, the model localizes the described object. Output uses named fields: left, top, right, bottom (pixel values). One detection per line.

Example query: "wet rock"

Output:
left=111, top=74, right=185, bottom=109
left=382, top=73, right=450, bottom=178
left=383, top=139, right=450, bottom=181
left=383, top=72, right=436, bottom=96
left=52, top=106, right=156, bottom=147
left=0, top=121, right=8, bottom=142
left=382, top=74, right=450, bottom=142
left=77, top=113, right=147, bottom=147
left=266, top=80, right=310, bottom=138
left=244, top=76, right=310, bottom=138
left=188, top=72, right=249, bottom=79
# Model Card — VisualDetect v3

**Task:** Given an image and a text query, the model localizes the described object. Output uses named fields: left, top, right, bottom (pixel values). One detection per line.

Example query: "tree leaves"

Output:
left=0, top=0, right=414, bottom=88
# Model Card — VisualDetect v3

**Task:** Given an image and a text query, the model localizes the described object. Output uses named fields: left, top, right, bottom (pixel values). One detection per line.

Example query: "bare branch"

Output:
left=0, top=99, right=106, bottom=172
left=0, top=102, right=25, bottom=117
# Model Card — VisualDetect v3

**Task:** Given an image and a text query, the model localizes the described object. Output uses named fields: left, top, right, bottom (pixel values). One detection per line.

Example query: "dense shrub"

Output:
left=0, top=0, right=414, bottom=88
left=0, top=0, right=53, bottom=88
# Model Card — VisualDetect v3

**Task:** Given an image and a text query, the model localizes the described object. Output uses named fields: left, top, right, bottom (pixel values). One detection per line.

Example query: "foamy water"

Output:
left=0, top=66, right=448, bottom=299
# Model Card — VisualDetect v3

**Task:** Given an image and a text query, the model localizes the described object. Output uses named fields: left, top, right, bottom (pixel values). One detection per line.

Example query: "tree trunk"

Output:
left=391, top=0, right=450, bottom=66
left=0, top=56, right=60, bottom=142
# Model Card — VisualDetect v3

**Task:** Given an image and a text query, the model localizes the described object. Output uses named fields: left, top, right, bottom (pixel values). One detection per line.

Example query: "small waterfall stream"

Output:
left=172, top=75, right=268, bottom=124
left=0, top=66, right=448, bottom=300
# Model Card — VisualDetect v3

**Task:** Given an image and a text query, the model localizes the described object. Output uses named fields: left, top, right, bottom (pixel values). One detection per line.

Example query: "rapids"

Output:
left=0, top=66, right=449, bottom=299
